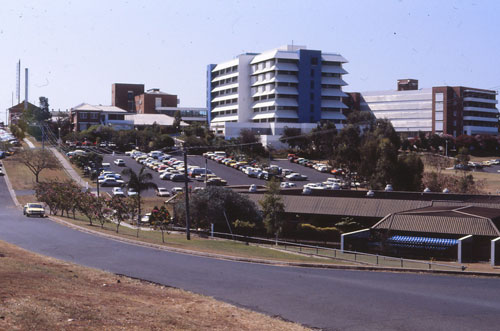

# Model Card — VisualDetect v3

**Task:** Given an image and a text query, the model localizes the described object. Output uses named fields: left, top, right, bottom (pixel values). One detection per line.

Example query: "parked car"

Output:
left=140, top=213, right=151, bottom=223
left=280, top=182, right=296, bottom=188
left=23, top=203, right=45, bottom=217
left=171, top=187, right=184, bottom=194
left=99, top=178, right=125, bottom=187
left=112, top=187, right=125, bottom=197
left=114, top=159, right=125, bottom=166
left=248, top=184, right=257, bottom=192
left=127, top=188, right=138, bottom=196
left=285, top=173, right=308, bottom=181
left=171, top=174, right=188, bottom=182
left=156, top=187, right=171, bottom=197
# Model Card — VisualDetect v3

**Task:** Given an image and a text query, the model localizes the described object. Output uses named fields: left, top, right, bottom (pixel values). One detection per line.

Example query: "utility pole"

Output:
left=41, top=124, right=45, bottom=150
left=183, top=147, right=191, bottom=240
left=205, top=156, right=208, bottom=188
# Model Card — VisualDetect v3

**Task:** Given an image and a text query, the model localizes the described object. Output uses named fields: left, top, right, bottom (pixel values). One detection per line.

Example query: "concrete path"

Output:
left=23, top=138, right=35, bottom=149
left=49, top=147, right=87, bottom=188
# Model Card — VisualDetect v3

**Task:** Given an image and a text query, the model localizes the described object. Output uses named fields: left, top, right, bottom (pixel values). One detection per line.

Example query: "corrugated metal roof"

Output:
left=244, top=194, right=431, bottom=217
left=372, top=214, right=500, bottom=237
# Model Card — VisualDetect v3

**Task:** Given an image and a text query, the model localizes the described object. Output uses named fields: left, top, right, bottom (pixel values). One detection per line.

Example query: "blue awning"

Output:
left=387, top=235, right=458, bottom=250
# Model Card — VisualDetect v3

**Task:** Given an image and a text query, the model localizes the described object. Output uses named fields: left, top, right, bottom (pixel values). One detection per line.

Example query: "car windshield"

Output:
left=30, top=204, right=43, bottom=209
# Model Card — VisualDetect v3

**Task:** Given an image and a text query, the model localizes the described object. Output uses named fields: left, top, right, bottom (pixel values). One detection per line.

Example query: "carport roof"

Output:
left=372, top=205, right=500, bottom=237
left=244, top=194, right=432, bottom=218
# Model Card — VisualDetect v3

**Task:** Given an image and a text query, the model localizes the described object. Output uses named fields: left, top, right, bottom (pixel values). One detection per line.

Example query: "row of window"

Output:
left=252, top=118, right=299, bottom=123
left=79, top=112, right=99, bottom=119
left=211, top=98, right=238, bottom=107
left=212, top=87, right=238, bottom=98
left=463, top=101, right=497, bottom=109
left=463, top=121, right=498, bottom=127
left=212, top=76, right=238, bottom=87
left=463, top=92, right=496, bottom=100
left=212, top=65, right=238, bottom=79
left=463, top=111, right=498, bottom=118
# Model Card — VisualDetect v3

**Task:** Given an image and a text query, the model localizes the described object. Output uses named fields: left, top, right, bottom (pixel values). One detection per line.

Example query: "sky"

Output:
left=1, top=0, right=499, bottom=123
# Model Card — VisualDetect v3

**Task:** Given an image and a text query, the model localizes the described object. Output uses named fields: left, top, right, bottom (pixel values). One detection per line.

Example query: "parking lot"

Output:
left=98, top=153, right=338, bottom=197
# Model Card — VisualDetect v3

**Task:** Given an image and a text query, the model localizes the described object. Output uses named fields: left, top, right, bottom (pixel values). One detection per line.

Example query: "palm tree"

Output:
left=122, top=166, right=158, bottom=237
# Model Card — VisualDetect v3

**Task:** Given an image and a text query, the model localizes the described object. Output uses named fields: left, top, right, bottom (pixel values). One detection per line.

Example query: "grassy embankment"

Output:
left=0, top=240, right=310, bottom=331
left=421, top=154, right=500, bottom=194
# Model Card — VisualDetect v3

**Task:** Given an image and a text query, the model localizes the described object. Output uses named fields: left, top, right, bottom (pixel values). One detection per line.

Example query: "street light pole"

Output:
left=183, top=147, right=191, bottom=240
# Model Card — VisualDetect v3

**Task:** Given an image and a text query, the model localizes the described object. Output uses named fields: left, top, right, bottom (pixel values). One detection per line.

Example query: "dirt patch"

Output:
left=0, top=240, right=310, bottom=330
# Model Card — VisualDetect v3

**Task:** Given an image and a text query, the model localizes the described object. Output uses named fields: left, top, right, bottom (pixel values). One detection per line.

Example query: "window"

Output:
left=311, top=57, right=318, bottom=65
left=90, top=112, right=98, bottom=119
left=310, top=93, right=314, bottom=100
left=310, top=80, right=314, bottom=88
left=311, top=69, right=315, bottom=76
left=155, top=97, right=162, bottom=109
left=310, top=104, right=314, bottom=112
left=80, top=112, right=88, bottom=119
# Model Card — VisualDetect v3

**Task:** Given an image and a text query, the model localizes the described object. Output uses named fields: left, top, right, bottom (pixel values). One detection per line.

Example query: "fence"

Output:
left=180, top=228, right=466, bottom=272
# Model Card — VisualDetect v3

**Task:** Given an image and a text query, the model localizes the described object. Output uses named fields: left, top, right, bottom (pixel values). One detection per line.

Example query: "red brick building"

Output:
left=112, top=83, right=144, bottom=112
left=134, top=88, right=178, bottom=114
left=112, top=83, right=178, bottom=114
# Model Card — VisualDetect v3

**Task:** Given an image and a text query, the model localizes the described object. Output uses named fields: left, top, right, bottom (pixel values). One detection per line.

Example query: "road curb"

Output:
left=46, top=215, right=500, bottom=278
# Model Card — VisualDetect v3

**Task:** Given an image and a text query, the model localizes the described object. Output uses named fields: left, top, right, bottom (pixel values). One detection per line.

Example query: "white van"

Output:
left=214, top=151, right=226, bottom=157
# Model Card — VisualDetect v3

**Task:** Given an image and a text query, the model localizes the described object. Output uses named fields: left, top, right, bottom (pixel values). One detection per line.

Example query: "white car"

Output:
left=99, top=178, right=125, bottom=187
left=114, top=159, right=125, bottom=166
left=285, top=173, right=308, bottom=181
left=248, top=184, right=257, bottom=192
left=127, top=188, right=138, bottom=196
left=171, top=187, right=184, bottom=195
left=112, top=187, right=125, bottom=197
left=280, top=182, right=296, bottom=188
left=156, top=187, right=171, bottom=197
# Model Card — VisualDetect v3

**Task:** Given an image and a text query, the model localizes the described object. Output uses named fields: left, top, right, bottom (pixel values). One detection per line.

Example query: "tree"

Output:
left=332, top=124, right=361, bottom=172
left=151, top=134, right=175, bottom=151
left=259, top=179, right=285, bottom=243
left=108, top=195, right=132, bottom=233
left=17, top=148, right=61, bottom=183
left=37, top=97, right=52, bottom=123
left=9, top=123, right=26, bottom=141
left=173, top=110, right=182, bottom=132
left=176, top=186, right=262, bottom=230
left=94, top=196, right=111, bottom=229
left=121, top=166, right=158, bottom=237
left=77, top=192, right=98, bottom=226
left=309, top=122, right=337, bottom=159
left=280, top=126, right=310, bottom=151
left=150, top=205, right=171, bottom=243
left=393, top=153, right=424, bottom=191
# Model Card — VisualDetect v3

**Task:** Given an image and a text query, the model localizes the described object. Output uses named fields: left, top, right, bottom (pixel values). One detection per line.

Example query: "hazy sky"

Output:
left=1, top=0, right=499, bottom=122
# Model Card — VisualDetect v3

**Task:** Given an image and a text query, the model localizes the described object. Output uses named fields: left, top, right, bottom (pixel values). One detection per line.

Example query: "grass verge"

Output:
left=2, top=152, right=71, bottom=191
left=55, top=212, right=349, bottom=264
left=0, top=240, right=310, bottom=330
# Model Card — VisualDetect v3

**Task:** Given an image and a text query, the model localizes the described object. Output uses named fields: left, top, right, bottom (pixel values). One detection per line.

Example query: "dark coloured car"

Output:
left=171, top=174, right=188, bottom=182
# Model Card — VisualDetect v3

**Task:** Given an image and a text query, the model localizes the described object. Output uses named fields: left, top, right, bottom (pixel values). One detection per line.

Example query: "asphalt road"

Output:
left=1, top=176, right=500, bottom=330
left=99, top=154, right=338, bottom=196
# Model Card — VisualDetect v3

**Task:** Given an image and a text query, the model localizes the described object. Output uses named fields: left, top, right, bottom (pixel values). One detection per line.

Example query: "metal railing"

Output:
left=176, top=228, right=465, bottom=272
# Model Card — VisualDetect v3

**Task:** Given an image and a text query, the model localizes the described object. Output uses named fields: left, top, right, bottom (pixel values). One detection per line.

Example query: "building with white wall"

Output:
left=348, top=79, right=499, bottom=137
left=207, top=45, right=349, bottom=144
